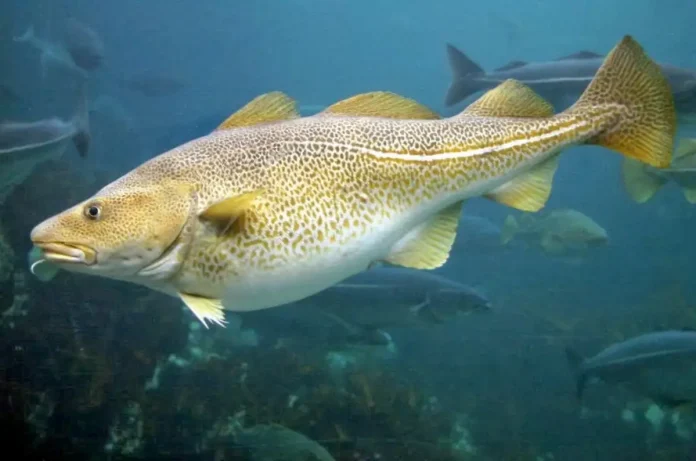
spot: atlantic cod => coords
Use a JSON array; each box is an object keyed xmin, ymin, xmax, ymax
[
  {"xmin": 444, "ymin": 43, "xmax": 696, "ymax": 120},
  {"xmin": 566, "ymin": 329, "xmax": 696, "ymax": 408},
  {"xmin": 30, "ymin": 36, "xmax": 675, "ymax": 327},
  {"xmin": 315, "ymin": 267, "xmax": 491, "ymax": 342},
  {"xmin": 0, "ymin": 87, "xmax": 89, "ymax": 205}
]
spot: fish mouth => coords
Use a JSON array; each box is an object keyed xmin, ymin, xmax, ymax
[{"xmin": 34, "ymin": 242, "xmax": 96, "ymax": 265}]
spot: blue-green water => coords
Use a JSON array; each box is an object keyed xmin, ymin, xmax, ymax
[{"xmin": 2, "ymin": 1, "xmax": 696, "ymax": 460}]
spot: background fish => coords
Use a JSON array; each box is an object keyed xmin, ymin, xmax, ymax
[
  {"xmin": 454, "ymin": 214, "xmax": 502, "ymax": 252},
  {"xmin": 0, "ymin": 86, "xmax": 90, "ymax": 205},
  {"xmin": 60, "ymin": 18, "xmax": 105, "ymax": 71},
  {"xmin": 622, "ymin": 138, "xmax": 696, "ymax": 204},
  {"xmin": 501, "ymin": 209, "xmax": 608, "ymax": 255},
  {"xmin": 13, "ymin": 25, "xmax": 87, "ymax": 79},
  {"xmin": 444, "ymin": 43, "xmax": 696, "ymax": 120},
  {"xmin": 565, "ymin": 329, "xmax": 696, "ymax": 408},
  {"xmin": 314, "ymin": 267, "xmax": 492, "ymax": 342}
]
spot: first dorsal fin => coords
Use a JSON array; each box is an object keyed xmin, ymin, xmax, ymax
[
  {"xmin": 384, "ymin": 201, "xmax": 463, "ymax": 269},
  {"xmin": 494, "ymin": 60, "xmax": 528, "ymax": 72},
  {"xmin": 459, "ymin": 79, "xmax": 555, "ymax": 118},
  {"xmin": 555, "ymin": 51, "xmax": 603, "ymax": 61},
  {"xmin": 216, "ymin": 92, "xmax": 299, "ymax": 131},
  {"xmin": 320, "ymin": 92, "xmax": 440, "ymax": 120}
]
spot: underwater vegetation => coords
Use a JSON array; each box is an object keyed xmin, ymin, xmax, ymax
[{"xmin": 3, "ymin": 150, "xmax": 696, "ymax": 460}]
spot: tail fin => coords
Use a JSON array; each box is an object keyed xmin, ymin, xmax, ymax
[
  {"xmin": 564, "ymin": 347, "xmax": 588, "ymax": 401},
  {"xmin": 71, "ymin": 84, "xmax": 90, "ymax": 157},
  {"xmin": 13, "ymin": 26, "xmax": 35, "ymax": 43},
  {"xmin": 621, "ymin": 158, "xmax": 667, "ymax": 203},
  {"xmin": 445, "ymin": 43, "xmax": 485, "ymax": 107},
  {"xmin": 500, "ymin": 215, "xmax": 519, "ymax": 245},
  {"xmin": 567, "ymin": 35, "xmax": 676, "ymax": 168},
  {"xmin": 675, "ymin": 138, "xmax": 696, "ymax": 163}
]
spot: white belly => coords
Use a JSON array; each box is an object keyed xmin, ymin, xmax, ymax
[
  {"xmin": 221, "ymin": 217, "xmax": 409, "ymax": 312},
  {"xmin": 220, "ymin": 164, "xmax": 537, "ymax": 312}
]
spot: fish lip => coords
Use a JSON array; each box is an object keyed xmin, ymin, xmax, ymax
[{"xmin": 34, "ymin": 242, "xmax": 96, "ymax": 265}]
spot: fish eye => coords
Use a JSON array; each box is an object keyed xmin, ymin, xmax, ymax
[{"xmin": 84, "ymin": 204, "xmax": 101, "ymax": 220}]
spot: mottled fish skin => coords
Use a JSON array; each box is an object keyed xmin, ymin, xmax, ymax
[
  {"xmin": 30, "ymin": 36, "xmax": 676, "ymax": 322},
  {"xmin": 101, "ymin": 110, "xmax": 608, "ymax": 304}
]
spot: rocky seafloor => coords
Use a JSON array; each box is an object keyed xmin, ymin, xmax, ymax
[{"xmin": 2, "ymin": 159, "xmax": 696, "ymax": 461}]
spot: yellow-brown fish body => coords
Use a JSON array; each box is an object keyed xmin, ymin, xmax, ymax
[
  {"xmin": 160, "ymin": 113, "xmax": 601, "ymax": 307},
  {"xmin": 30, "ymin": 36, "xmax": 676, "ymax": 327}
]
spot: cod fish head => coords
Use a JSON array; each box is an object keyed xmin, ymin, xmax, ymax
[
  {"xmin": 30, "ymin": 180, "xmax": 194, "ymax": 279},
  {"xmin": 571, "ymin": 220, "xmax": 609, "ymax": 247},
  {"xmin": 457, "ymin": 288, "xmax": 493, "ymax": 314}
]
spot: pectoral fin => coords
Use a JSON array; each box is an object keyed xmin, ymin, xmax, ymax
[
  {"xmin": 200, "ymin": 190, "xmax": 263, "ymax": 236},
  {"xmin": 540, "ymin": 233, "xmax": 566, "ymax": 255},
  {"xmin": 179, "ymin": 292, "xmax": 227, "ymax": 328}
]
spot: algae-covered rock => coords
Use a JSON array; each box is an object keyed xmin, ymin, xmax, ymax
[
  {"xmin": 0, "ymin": 224, "xmax": 12, "ymax": 282},
  {"xmin": 0, "ymin": 224, "xmax": 14, "ymax": 312}
]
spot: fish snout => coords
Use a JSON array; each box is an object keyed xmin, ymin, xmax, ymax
[
  {"xmin": 31, "ymin": 219, "xmax": 96, "ymax": 266},
  {"xmin": 458, "ymin": 294, "xmax": 493, "ymax": 314},
  {"xmin": 589, "ymin": 230, "xmax": 609, "ymax": 246}
]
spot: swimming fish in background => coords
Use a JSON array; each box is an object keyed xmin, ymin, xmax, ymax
[
  {"xmin": 314, "ymin": 267, "xmax": 491, "ymax": 344},
  {"xmin": 565, "ymin": 329, "xmax": 696, "ymax": 408},
  {"xmin": 13, "ymin": 26, "xmax": 87, "ymax": 79},
  {"xmin": 0, "ymin": 86, "xmax": 90, "ymax": 205},
  {"xmin": 0, "ymin": 87, "xmax": 90, "ymax": 157},
  {"xmin": 30, "ymin": 36, "xmax": 675, "ymax": 327},
  {"xmin": 60, "ymin": 18, "xmax": 105, "ymax": 72},
  {"xmin": 444, "ymin": 43, "xmax": 696, "ymax": 122},
  {"xmin": 621, "ymin": 138, "xmax": 696, "ymax": 204},
  {"xmin": 500, "ymin": 209, "xmax": 608, "ymax": 255}
]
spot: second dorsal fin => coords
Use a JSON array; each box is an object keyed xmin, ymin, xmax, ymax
[
  {"xmin": 320, "ymin": 92, "xmax": 440, "ymax": 120},
  {"xmin": 215, "ymin": 92, "xmax": 299, "ymax": 131}
]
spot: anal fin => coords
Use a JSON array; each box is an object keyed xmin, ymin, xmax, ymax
[
  {"xmin": 385, "ymin": 201, "xmax": 462, "ymax": 269},
  {"xmin": 179, "ymin": 292, "xmax": 227, "ymax": 328},
  {"xmin": 485, "ymin": 155, "xmax": 560, "ymax": 211}
]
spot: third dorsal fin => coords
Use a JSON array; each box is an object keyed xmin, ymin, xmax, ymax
[{"xmin": 458, "ymin": 79, "xmax": 554, "ymax": 118}]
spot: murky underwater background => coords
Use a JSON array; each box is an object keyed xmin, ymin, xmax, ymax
[{"xmin": 2, "ymin": 0, "xmax": 696, "ymax": 460}]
